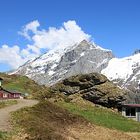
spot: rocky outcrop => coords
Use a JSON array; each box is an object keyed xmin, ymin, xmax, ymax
[{"xmin": 50, "ymin": 73, "xmax": 126, "ymax": 108}]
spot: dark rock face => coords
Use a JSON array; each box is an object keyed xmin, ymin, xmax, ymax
[{"xmin": 51, "ymin": 73, "xmax": 126, "ymax": 108}]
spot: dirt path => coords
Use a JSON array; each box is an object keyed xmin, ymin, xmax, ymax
[{"xmin": 0, "ymin": 99, "xmax": 38, "ymax": 131}]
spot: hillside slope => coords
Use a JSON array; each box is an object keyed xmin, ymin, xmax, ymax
[
  {"xmin": 1, "ymin": 73, "xmax": 139, "ymax": 140},
  {"xmin": 10, "ymin": 101, "xmax": 137, "ymax": 140},
  {"xmin": 0, "ymin": 73, "xmax": 45, "ymax": 97}
]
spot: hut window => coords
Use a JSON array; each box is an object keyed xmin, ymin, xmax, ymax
[
  {"xmin": 126, "ymin": 107, "xmax": 136, "ymax": 116},
  {"xmin": 3, "ymin": 94, "xmax": 7, "ymax": 98}
]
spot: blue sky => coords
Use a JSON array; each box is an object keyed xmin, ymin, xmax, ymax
[{"xmin": 0, "ymin": 0, "xmax": 140, "ymax": 72}]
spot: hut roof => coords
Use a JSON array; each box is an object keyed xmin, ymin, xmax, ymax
[
  {"xmin": 0, "ymin": 88, "xmax": 21, "ymax": 95},
  {"xmin": 123, "ymin": 104, "xmax": 140, "ymax": 107}
]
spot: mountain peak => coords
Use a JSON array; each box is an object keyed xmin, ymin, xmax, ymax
[
  {"xmin": 79, "ymin": 39, "xmax": 90, "ymax": 45},
  {"xmin": 11, "ymin": 40, "xmax": 114, "ymax": 85}
]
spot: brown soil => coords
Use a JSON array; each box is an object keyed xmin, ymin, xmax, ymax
[
  {"xmin": 67, "ymin": 124, "xmax": 136, "ymax": 140},
  {"xmin": 12, "ymin": 121, "xmax": 137, "ymax": 140}
]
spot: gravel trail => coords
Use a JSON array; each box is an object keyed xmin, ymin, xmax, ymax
[{"xmin": 0, "ymin": 99, "xmax": 38, "ymax": 131}]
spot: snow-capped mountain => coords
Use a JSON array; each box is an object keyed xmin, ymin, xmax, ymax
[
  {"xmin": 102, "ymin": 52, "xmax": 140, "ymax": 92},
  {"xmin": 12, "ymin": 40, "xmax": 114, "ymax": 85},
  {"xmin": 11, "ymin": 37, "xmax": 140, "ymax": 93}
]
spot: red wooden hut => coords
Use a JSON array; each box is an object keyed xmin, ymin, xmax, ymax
[
  {"xmin": 0, "ymin": 77, "xmax": 22, "ymax": 99},
  {"xmin": 0, "ymin": 88, "xmax": 21, "ymax": 99}
]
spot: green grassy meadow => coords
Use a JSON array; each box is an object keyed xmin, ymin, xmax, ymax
[{"xmin": 58, "ymin": 101, "xmax": 140, "ymax": 132}]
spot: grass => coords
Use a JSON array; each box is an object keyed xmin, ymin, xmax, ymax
[
  {"xmin": 0, "ymin": 131, "xmax": 8, "ymax": 140},
  {"xmin": 2, "ymin": 75, "xmax": 38, "ymax": 94},
  {"xmin": 10, "ymin": 101, "xmax": 88, "ymax": 140},
  {"xmin": 0, "ymin": 73, "xmax": 47, "ymax": 98},
  {"xmin": 8, "ymin": 100, "xmax": 140, "ymax": 140},
  {"xmin": 3, "ymin": 76, "xmax": 29, "ymax": 93},
  {"xmin": 0, "ymin": 100, "xmax": 17, "ymax": 109},
  {"xmin": 58, "ymin": 101, "xmax": 140, "ymax": 132}
]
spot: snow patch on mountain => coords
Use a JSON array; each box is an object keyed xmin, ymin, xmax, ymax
[
  {"xmin": 48, "ymin": 70, "xmax": 55, "ymax": 76},
  {"xmin": 80, "ymin": 52, "xmax": 85, "ymax": 56},
  {"xmin": 102, "ymin": 53, "xmax": 140, "ymax": 82}
]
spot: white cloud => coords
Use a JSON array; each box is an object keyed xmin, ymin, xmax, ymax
[
  {"xmin": 19, "ymin": 20, "xmax": 40, "ymax": 40},
  {"xmin": 21, "ymin": 20, "xmax": 90, "ymax": 50},
  {"xmin": 0, "ymin": 20, "xmax": 91, "ymax": 70},
  {"xmin": 0, "ymin": 45, "xmax": 26, "ymax": 69}
]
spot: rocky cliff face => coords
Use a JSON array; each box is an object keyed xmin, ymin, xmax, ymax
[
  {"xmin": 50, "ymin": 73, "xmax": 126, "ymax": 108},
  {"xmin": 12, "ymin": 40, "xmax": 114, "ymax": 85}
]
